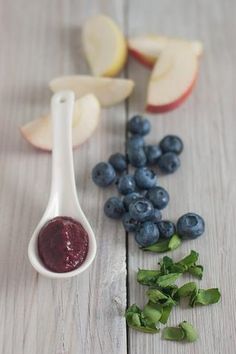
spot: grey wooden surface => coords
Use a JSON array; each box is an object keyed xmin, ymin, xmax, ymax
[{"xmin": 0, "ymin": 0, "xmax": 235, "ymax": 353}]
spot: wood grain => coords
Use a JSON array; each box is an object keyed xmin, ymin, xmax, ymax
[
  {"xmin": 127, "ymin": 1, "xmax": 236, "ymax": 354},
  {"xmin": 0, "ymin": 1, "xmax": 127, "ymax": 354},
  {"xmin": 0, "ymin": 0, "xmax": 236, "ymax": 353}
]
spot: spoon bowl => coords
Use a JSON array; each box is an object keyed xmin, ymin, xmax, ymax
[{"xmin": 28, "ymin": 90, "xmax": 97, "ymax": 278}]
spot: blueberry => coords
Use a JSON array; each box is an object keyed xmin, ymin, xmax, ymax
[
  {"xmin": 92, "ymin": 162, "xmax": 116, "ymax": 187},
  {"xmin": 177, "ymin": 213, "xmax": 205, "ymax": 239},
  {"xmin": 135, "ymin": 221, "xmax": 159, "ymax": 247},
  {"xmin": 117, "ymin": 175, "xmax": 136, "ymax": 195},
  {"xmin": 146, "ymin": 186, "xmax": 169, "ymax": 210},
  {"xmin": 127, "ymin": 135, "xmax": 145, "ymax": 149},
  {"xmin": 122, "ymin": 213, "xmax": 140, "ymax": 232},
  {"xmin": 157, "ymin": 220, "xmax": 176, "ymax": 239},
  {"xmin": 104, "ymin": 197, "xmax": 125, "ymax": 219},
  {"xmin": 128, "ymin": 147, "xmax": 147, "ymax": 167},
  {"xmin": 144, "ymin": 145, "xmax": 162, "ymax": 165},
  {"xmin": 127, "ymin": 115, "xmax": 151, "ymax": 136},
  {"xmin": 147, "ymin": 209, "xmax": 162, "ymax": 223},
  {"xmin": 134, "ymin": 167, "xmax": 157, "ymax": 190},
  {"xmin": 129, "ymin": 199, "xmax": 154, "ymax": 222},
  {"xmin": 160, "ymin": 135, "xmax": 183, "ymax": 155},
  {"xmin": 123, "ymin": 192, "xmax": 142, "ymax": 210},
  {"xmin": 157, "ymin": 152, "xmax": 180, "ymax": 174},
  {"xmin": 108, "ymin": 153, "xmax": 127, "ymax": 172}
]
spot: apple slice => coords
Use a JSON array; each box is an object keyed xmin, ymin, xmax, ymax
[
  {"xmin": 128, "ymin": 35, "xmax": 169, "ymax": 68},
  {"xmin": 82, "ymin": 15, "xmax": 127, "ymax": 77},
  {"xmin": 128, "ymin": 35, "xmax": 203, "ymax": 68},
  {"xmin": 146, "ymin": 41, "xmax": 198, "ymax": 113},
  {"xmin": 49, "ymin": 75, "xmax": 134, "ymax": 107},
  {"xmin": 21, "ymin": 94, "xmax": 101, "ymax": 151}
]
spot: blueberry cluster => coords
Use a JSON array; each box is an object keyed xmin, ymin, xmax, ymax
[{"xmin": 92, "ymin": 115, "xmax": 205, "ymax": 248}]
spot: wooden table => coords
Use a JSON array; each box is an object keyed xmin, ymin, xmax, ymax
[{"xmin": 0, "ymin": 0, "xmax": 235, "ymax": 353}]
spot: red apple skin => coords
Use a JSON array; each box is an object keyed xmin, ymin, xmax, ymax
[
  {"xmin": 146, "ymin": 74, "xmax": 198, "ymax": 114},
  {"xmin": 128, "ymin": 48, "xmax": 154, "ymax": 69}
]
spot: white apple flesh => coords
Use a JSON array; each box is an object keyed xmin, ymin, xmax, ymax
[
  {"xmin": 49, "ymin": 75, "xmax": 134, "ymax": 107},
  {"xmin": 146, "ymin": 41, "xmax": 198, "ymax": 113},
  {"xmin": 128, "ymin": 35, "xmax": 203, "ymax": 68},
  {"xmin": 21, "ymin": 94, "xmax": 101, "ymax": 151}
]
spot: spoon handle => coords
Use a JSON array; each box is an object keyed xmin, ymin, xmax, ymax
[{"xmin": 49, "ymin": 91, "xmax": 77, "ymax": 213}]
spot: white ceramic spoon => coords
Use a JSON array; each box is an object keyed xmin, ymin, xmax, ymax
[{"xmin": 28, "ymin": 90, "xmax": 97, "ymax": 278}]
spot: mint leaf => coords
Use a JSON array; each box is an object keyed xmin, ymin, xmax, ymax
[
  {"xmin": 159, "ymin": 256, "xmax": 174, "ymax": 274},
  {"xmin": 176, "ymin": 250, "xmax": 199, "ymax": 270},
  {"xmin": 179, "ymin": 321, "xmax": 198, "ymax": 342},
  {"xmin": 168, "ymin": 234, "xmax": 182, "ymax": 250},
  {"xmin": 143, "ymin": 239, "xmax": 170, "ymax": 253},
  {"xmin": 147, "ymin": 289, "xmax": 176, "ymax": 308},
  {"xmin": 137, "ymin": 269, "xmax": 160, "ymax": 286},
  {"xmin": 159, "ymin": 304, "xmax": 174, "ymax": 324},
  {"xmin": 143, "ymin": 302, "xmax": 163, "ymax": 323},
  {"xmin": 158, "ymin": 250, "xmax": 203, "ymax": 277},
  {"xmin": 157, "ymin": 273, "xmax": 181, "ymax": 287},
  {"xmin": 188, "ymin": 265, "xmax": 204, "ymax": 279},
  {"xmin": 146, "ymin": 289, "xmax": 168, "ymax": 302},
  {"xmin": 190, "ymin": 288, "xmax": 221, "ymax": 307},
  {"xmin": 142, "ymin": 235, "xmax": 181, "ymax": 253},
  {"xmin": 176, "ymin": 282, "xmax": 197, "ymax": 298},
  {"xmin": 162, "ymin": 326, "xmax": 185, "ymax": 341},
  {"xmin": 126, "ymin": 304, "xmax": 159, "ymax": 333}
]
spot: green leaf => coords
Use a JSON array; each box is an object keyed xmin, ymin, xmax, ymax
[
  {"xmin": 143, "ymin": 239, "xmax": 170, "ymax": 253},
  {"xmin": 146, "ymin": 289, "xmax": 168, "ymax": 303},
  {"xmin": 142, "ymin": 234, "xmax": 181, "ymax": 253},
  {"xmin": 176, "ymin": 250, "xmax": 199, "ymax": 270},
  {"xmin": 168, "ymin": 234, "xmax": 182, "ymax": 250},
  {"xmin": 162, "ymin": 327, "xmax": 185, "ymax": 341},
  {"xmin": 125, "ymin": 304, "xmax": 160, "ymax": 333},
  {"xmin": 159, "ymin": 304, "xmax": 173, "ymax": 324},
  {"xmin": 157, "ymin": 273, "xmax": 181, "ymax": 288},
  {"xmin": 126, "ymin": 304, "xmax": 142, "ymax": 316},
  {"xmin": 143, "ymin": 302, "xmax": 163, "ymax": 323},
  {"xmin": 191, "ymin": 288, "xmax": 221, "ymax": 306},
  {"xmin": 180, "ymin": 321, "xmax": 198, "ymax": 342},
  {"xmin": 176, "ymin": 282, "xmax": 197, "ymax": 298},
  {"xmin": 159, "ymin": 256, "xmax": 174, "ymax": 274},
  {"xmin": 137, "ymin": 269, "xmax": 160, "ymax": 286},
  {"xmin": 131, "ymin": 313, "xmax": 141, "ymax": 327},
  {"xmin": 188, "ymin": 265, "xmax": 204, "ymax": 279}
]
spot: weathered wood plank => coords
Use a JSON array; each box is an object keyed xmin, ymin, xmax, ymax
[
  {"xmin": 127, "ymin": 0, "xmax": 236, "ymax": 353},
  {"xmin": 0, "ymin": 1, "xmax": 127, "ymax": 353}
]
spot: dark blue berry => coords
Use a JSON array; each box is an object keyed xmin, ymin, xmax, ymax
[
  {"xmin": 134, "ymin": 167, "xmax": 157, "ymax": 190},
  {"xmin": 104, "ymin": 197, "xmax": 125, "ymax": 219},
  {"xmin": 127, "ymin": 147, "xmax": 147, "ymax": 167},
  {"xmin": 157, "ymin": 152, "xmax": 180, "ymax": 174},
  {"xmin": 127, "ymin": 135, "xmax": 145, "ymax": 149},
  {"xmin": 129, "ymin": 199, "xmax": 154, "ymax": 222},
  {"xmin": 147, "ymin": 209, "xmax": 162, "ymax": 223},
  {"xmin": 108, "ymin": 153, "xmax": 127, "ymax": 172},
  {"xmin": 177, "ymin": 213, "xmax": 205, "ymax": 239},
  {"xmin": 160, "ymin": 135, "xmax": 183, "ymax": 155},
  {"xmin": 146, "ymin": 186, "xmax": 169, "ymax": 210},
  {"xmin": 122, "ymin": 213, "xmax": 140, "ymax": 232},
  {"xmin": 123, "ymin": 192, "xmax": 142, "ymax": 211},
  {"xmin": 144, "ymin": 145, "xmax": 162, "ymax": 165},
  {"xmin": 127, "ymin": 115, "xmax": 151, "ymax": 136},
  {"xmin": 157, "ymin": 220, "xmax": 176, "ymax": 239},
  {"xmin": 117, "ymin": 175, "xmax": 136, "ymax": 195},
  {"xmin": 92, "ymin": 162, "xmax": 116, "ymax": 187},
  {"xmin": 135, "ymin": 221, "xmax": 159, "ymax": 247}
]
